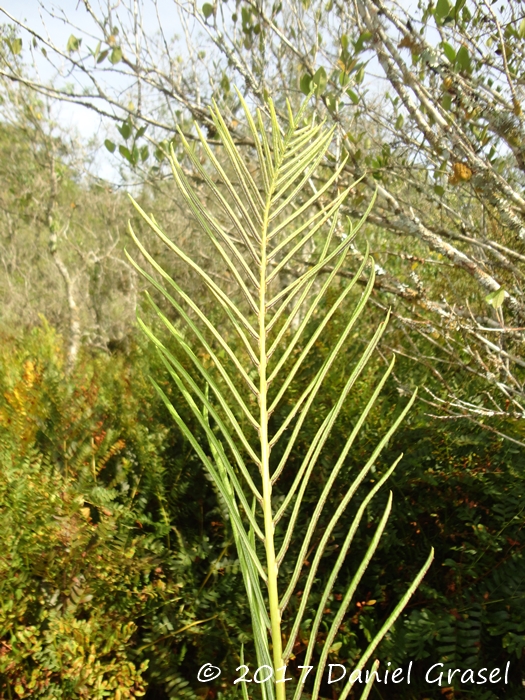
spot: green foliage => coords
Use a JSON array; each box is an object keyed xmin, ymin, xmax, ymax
[
  {"xmin": 249, "ymin": 330, "xmax": 525, "ymax": 696},
  {"xmin": 202, "ymin": 4, "xmax": 214, "ymax": 19},
  {"xmin": 0, "ymin": 448, "xmax": 150, "ymax": 698},
  {"xmin": 350, "ymin": 389, "xmax": 525, "ymax": 696},
  {"xmin": 129, "ymin": 94, "xmax": 433, "ymax": 700},
  {"xmin": 485, "ymin": 287, "xmax": 506, "ymax": 309},
  {"xmin": 0, "ymin": 313, "xmax": 523, "ymax": 697},
  {"xmin": 394, "ymin": 425, "xmax": 524, "ymax": 639},
  {"xmin": 109, "ymin": 47, "xmax": 123, "ymax": 65},
  {"xmin": 66, "ymin": 35, "xmax": 81, "ymax": 53},
  {"xmin": 0, "ymin": 324, "xmax": 251, "ymax": 698}
]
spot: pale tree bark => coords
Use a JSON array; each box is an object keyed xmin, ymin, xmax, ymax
[{"xmin": 45, "ymin": 152, "xmax": 81, "ymax": 372}]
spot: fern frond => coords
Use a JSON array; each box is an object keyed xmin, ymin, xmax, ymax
[{"xmin": 129, "ymin": 90, "xmax": 433, "ymax": 700}]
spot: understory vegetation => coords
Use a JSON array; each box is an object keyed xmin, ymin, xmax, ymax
[{"xmin": 0, "ymin": 324, "xmax": 524, "ymax": 698}]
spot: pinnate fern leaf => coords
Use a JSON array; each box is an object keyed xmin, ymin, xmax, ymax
[{"xmin": 127, "ymin": 92, "xmax": 433, "ymax": 700}]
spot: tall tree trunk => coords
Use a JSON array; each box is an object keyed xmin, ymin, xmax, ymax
[{"xmin": 46, "ymin": 154, "xmax": 81, "ymax": 371}]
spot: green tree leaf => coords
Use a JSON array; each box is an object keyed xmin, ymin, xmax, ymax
[
  {"xmin": 485, "ymin": 287, "xmax": 506, "ymax": 309},
  {"xmin": 109, "ymin": 47, "xmax": 123, "ymax": 64},
  {"xmin": 299, "ymin": 73, "xmax": 312, "ymax": 95},
  {"xmin": 435, "ymin": 0, "xmax": 451, "ymax": 21},
  {"xmin": 67, "ymin": 35, "xmax": 81, "ymax": 52},
  {"xmin": 202, "ymin": 3, "xmax": 214, "ymax": 18},
  {"xmin": 441, "ymin": 41, "xmax": 456, "ymax": 62},
  {"xmin": 354, "ymin": 31, "xmax": 372, "ymax": 54},
  {"xmin": 312, "ymin": 66, "xmax": 327, "ymax": 95},
  {"xmin": 104, "ymin": 139, "xmax": 116, "ymax": 153},
  {"xmin": 119, "ymin": 144, "xmax": 132, "ymax": 162},
  {"xmin": 10, "ymin": 38, "xmax": 22, "ymax": 56},
  {"xmin": 220, "ymin": 73, "xmax": 230, "ymax": 94},
  {"xmin": 347, "ymin": 88, "xmax": 359, "ymax": 105},
  {"xmin": 118, "ymin": 122, "xmax": 132, "ymax": 140},
  {"xmin": 355, "ymin": 64, "xmax": 365, "ymax": 84},
  {"xmin": 456, "ymin": 44, "xmax": 471, "ymax": 72},
  {"xmin": 90, "ymin": 41, "xmax": 101, "ymax": 59}
]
